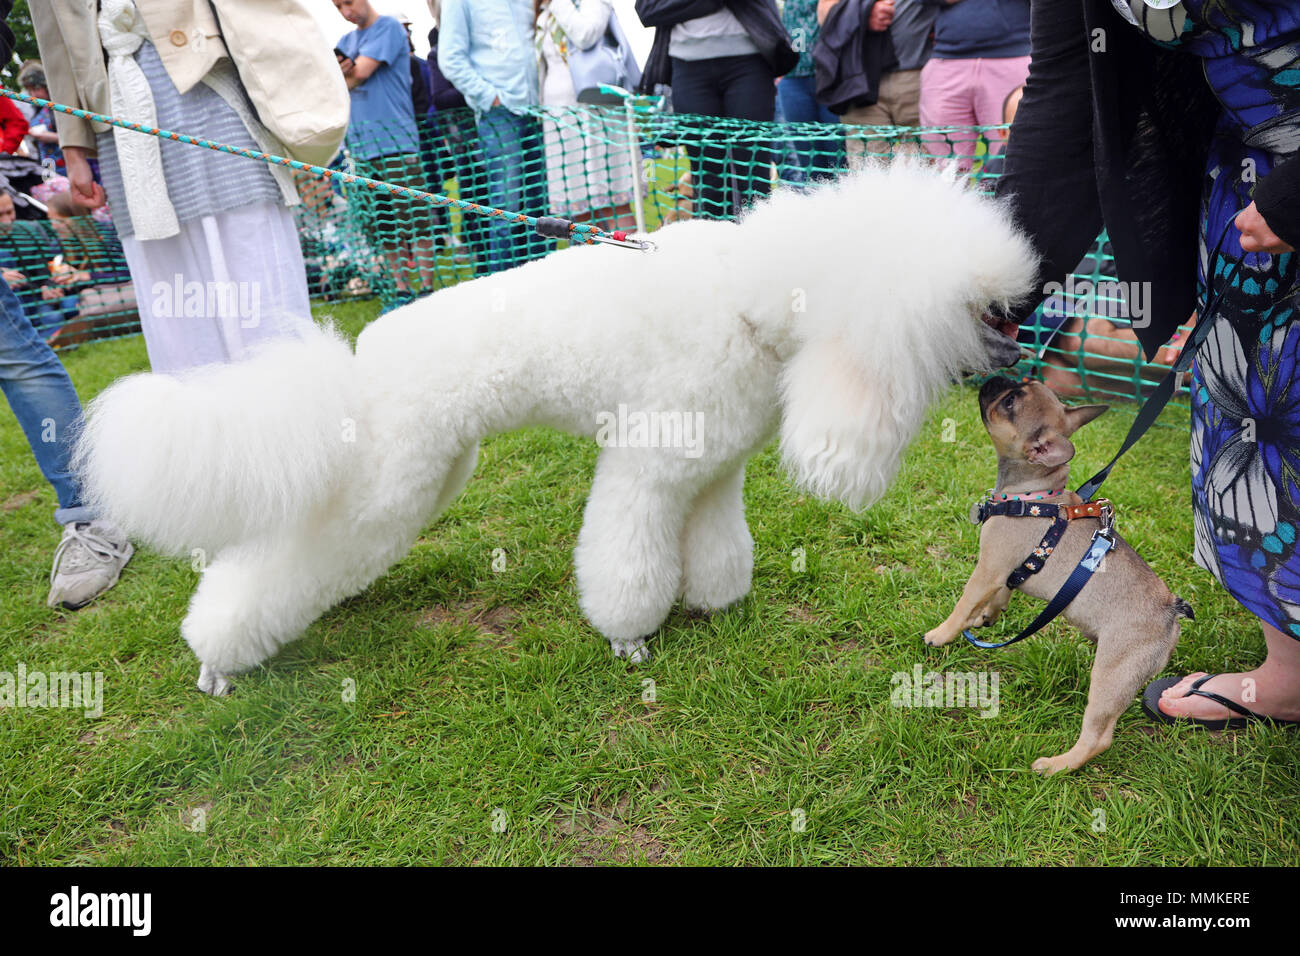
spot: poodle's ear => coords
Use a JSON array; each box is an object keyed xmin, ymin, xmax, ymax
[
  {"xmin": 778, "ymin": 337, "xmax": 913, "ymax": 512},
  {"xmin": 1065, "ymin": 404, "xmax": 1108, "ymax": 434}
]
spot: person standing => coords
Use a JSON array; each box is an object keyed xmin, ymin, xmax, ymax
[
  {"xmin": 636, "ymin": 0, "xmax": 797, "ymax": 219},
  {"xmin": 0, "ymin": 0, "xmax": 131, "ymax": 609},
  {"xmin": 819, "ymin": 0, "xmax": 937, "ymax": 166},
  {"xmin": 439, "ymin": 0, "xmax": 551, "ymax": 273},
  {"xmin": 997, "ymin": 0, "xmax": 1300, "ymax": 727},
  {"xmin": 421, "ymin": 14, "xmax": 491, "ymax": 275},
  {"xmin": 778, "ymin": 0, "xmax": 842, "ymax": 182},
  {"xmin": 335, "ymin": 0, "xmax": 443, "ymax": 298},
  {"xmin": 32, "ymin": 0, "xmax": 347, "ymax": 374},
  {"xmin": 917, "ymin": 0, "xmax": 1030, "ymax": 169},
  {"xmin": 17, "ymin": 63, "xmax": 64, "ymax": 174},
  {"xmin": 535, "ymin": 0, "xmax": 641, "ymax": 230}
]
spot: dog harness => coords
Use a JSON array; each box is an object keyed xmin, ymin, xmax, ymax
[{"xmin": 962, "ymin": 496, "xmax": 1116, "ymax": 649}]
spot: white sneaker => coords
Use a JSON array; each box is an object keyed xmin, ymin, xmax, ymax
[{"xmin": 47, "ymin": 520, "xmax": 134, "ymax": 610}]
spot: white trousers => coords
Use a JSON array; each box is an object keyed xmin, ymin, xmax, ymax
[{"xmin": 120, "ymin": 201, "xmax": 314, "ymax": 374}]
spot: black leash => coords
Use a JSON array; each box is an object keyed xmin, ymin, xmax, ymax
[
  {"xmin": 1077, "ymin": 225, "xmax": 1242, "ymax": 501},
  {"xmin": 963, "ymin": 223, "xmax": 1244, "ymax": 649}
]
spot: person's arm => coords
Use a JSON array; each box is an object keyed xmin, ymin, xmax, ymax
[
  {"xmin": 634, "ymin": 0, "xmax": 722, "ymax": 29},
  {"xmin": 437, "ymin": 0, "xmax": 501, "ymax": 112},
  {"xmin": 994, "ymin": 0, "xmax": 1101, "ymax": 328},
  {"xmin": 345, "ymin": 18, "xmax": 407, "ymax": 91},
  {"xmin": 345, "ymin": 56, "xmax": 383, "ymax": 89},
  {"xmin": 29, "ymin": 1, "xmax": 97, "ymax": 154},
  {"xmin": 0, "ymin": 97, "xmax": 28, "ymax": 153},
  {"xmin": 548, "ymin": 0, "xmax": 613, "ymax": 50},
  {"xmin": 1248, "ymin": 155, "xmax": 1300, "ymax": 251}
]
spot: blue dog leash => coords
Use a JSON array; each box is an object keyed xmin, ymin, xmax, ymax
[{"xmin": 962, "ymin": 225, "xmax": 1245, "ymax": 650}]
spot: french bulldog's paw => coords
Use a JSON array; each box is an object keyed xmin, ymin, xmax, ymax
[
  {"xmin": 197, "ymin": 664, "xmax": 232, "ymax": 697},
  {"xmin": 610, "ymin": 636, "xmax": 650, "ymax": 664},
  {"xmin": 923, "ymin": 628, "xmax": 954, "ymax": 647},
  {"xmin": 1031, "ymin": 754, "xmax": 1075, "ymax": 776}
]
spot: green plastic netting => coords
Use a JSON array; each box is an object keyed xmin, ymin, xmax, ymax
[{"xmin": 6, "ymin": 102, "xmax": 1189, "ymax": 407}]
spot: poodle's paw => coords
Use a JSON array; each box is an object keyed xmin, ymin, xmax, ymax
[
  {"xmin": 1031, "ymin": 754, "xmax": 1076, "ymax": 776},
  {"xmin": 197, "ymin": 664, "xmax": 232, "ymax": 697},
  {"xmin": 609, "ymin": 636, "xmax": 650, "ymax": 664}
]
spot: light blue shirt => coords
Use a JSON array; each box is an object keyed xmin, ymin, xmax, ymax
[
  {"xmin": 437, "ymin": 0, "xmax": 539, "ymax": 116},
  {"xmin": 339, "ymin": 15, "xmax": 419, "ymax": 160}
]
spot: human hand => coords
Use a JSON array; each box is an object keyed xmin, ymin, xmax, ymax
[
  {"xmin": 868, "ymin": 0, "xmax": 895, "ymax": 31},
  {"xmin": 1236, "ymin": 201, "xmax": 1294, "ymax": 253},
  {"xmin": 2, "ymin": 268, "xmax": 26, "ymax": 286},
  {"xmin": 41, "ymin": 285, "xmax": 62, "ymax": 300},
  {"xmin": 337, "ymin": 54, "xmax": 355, "ymax": 76},
  {"xmin": 62, "ymin": 147, "xmax": 106, "ymax": 210}
]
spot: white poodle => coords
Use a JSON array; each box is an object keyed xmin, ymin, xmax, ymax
[{"xmin": 75, "ymin": 163, "xmax": 1036, "ymax": 694}]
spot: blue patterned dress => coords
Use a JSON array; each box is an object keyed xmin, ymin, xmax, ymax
[{"xmin": 1115, "ymin": 0, "xmax": 1300, "ymax": 637}]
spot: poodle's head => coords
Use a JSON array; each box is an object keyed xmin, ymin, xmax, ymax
[{"xmin": 761, "ymin": 161, "xmax": 1040, "ymax": 511}]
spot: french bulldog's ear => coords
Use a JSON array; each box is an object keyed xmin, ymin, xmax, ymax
[
  {"xmin": 1065, "ymin": 404, "xmax": 1108, "ymax": 434},
  {"xmin": 1025, "ymin": 432, "xmax": 1075, "ymax": 466}
]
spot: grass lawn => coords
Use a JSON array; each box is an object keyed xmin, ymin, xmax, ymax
[{"xmin": 1, "ymin": 299, "xmax": 1297, "ymax": 866}]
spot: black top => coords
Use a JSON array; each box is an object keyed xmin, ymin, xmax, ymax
[
  {"xmin": 994, "ymin": 0, "xmax": 1241, "ymax": 359},
  {"xmin": 635, "ymin": 0, "xmax": 798, "ymax": 92}
]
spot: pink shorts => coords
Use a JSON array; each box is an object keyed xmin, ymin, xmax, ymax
[{"xmin": 919, "ymin": 55, "xmax": 1031, "ymax": 168}]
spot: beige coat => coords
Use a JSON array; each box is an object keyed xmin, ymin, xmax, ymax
[{"xmin": 32, "ymin": 0, "xmax": 348, "ymax": 166}]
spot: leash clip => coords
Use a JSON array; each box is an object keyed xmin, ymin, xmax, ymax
[
  {"xmin": 591, "ymin": 232, "xmax": 657, "ymax": 252},
  {"xmin": 1094, "ymin": 498, "xmax": 1116, "ymax": 540}
]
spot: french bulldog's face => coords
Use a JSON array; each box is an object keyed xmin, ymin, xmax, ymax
[{"xmin": 978, "ymin": 376, "xmax": 1107, "ymax": 468}]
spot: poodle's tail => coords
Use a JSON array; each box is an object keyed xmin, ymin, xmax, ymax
[{"xmin": 73, "ymin": 326, "xmax": 361, "ymax": 556}]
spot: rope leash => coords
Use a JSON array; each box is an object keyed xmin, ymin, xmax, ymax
[{"xmin": 0, "ymin": 87, "xmax": 656, "ymax": 253}]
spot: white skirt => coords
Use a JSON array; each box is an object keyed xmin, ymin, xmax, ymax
[{"xmin": 119, "ymin": 201, "xmax": 314, "ymax": 374}]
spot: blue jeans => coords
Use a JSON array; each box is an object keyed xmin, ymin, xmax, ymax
[
  {"xmin": 0, "ymin": 277, "xmax": 91, "ymax": 525},
  {"xmin": 777, "ymin": 74, "xmax": 843, "ymax": 183},
  {"xmin": 476, "ymin": 107, "xmax": 550, "ymax": 274}
]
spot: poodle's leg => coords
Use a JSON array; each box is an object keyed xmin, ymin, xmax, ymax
[
  {"xmin": 574, "ymin": 452, "xmax": 691, "ymax": 662},
  {"xmin": 680, "ymin": 463, "xmax": 753, "ymax": 614},
  {"xmin": 187, "ymin": 442, "xmax": 475, "ymax": 695},
  {"xmin": 184, "ymin": 516, "xmax": 409, "ymax": 695},
  {"xmin": 430, "ymin": 443, "xmax": 479, "ymax": 518}
]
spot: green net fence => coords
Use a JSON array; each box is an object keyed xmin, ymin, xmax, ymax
[
  {"xmin": 0, "ymin": 213, "xmax": 136, "ymax": 348},
  {"xmin": 12, "ymin": 102, "xmax": 1190, "ymax": 407}
]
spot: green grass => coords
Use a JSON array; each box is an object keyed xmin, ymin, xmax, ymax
[{"xmin": 1, "ymin": 300, "xmax": 1297, "ymax": 866}]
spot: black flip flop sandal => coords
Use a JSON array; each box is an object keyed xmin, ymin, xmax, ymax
[{"xmin": 1142, "ymin": 674, "xmax": 1300, "ymax": 730}]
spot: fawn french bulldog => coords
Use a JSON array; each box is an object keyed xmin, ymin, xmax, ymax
[{"xmin": 924, "ymin": 376, "xmax": 1192, "ymax": 774}]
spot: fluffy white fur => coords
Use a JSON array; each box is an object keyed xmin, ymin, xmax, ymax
[{"xmin": 75, "ymin": 162, "xmax": 1037, "ymax": 694}]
